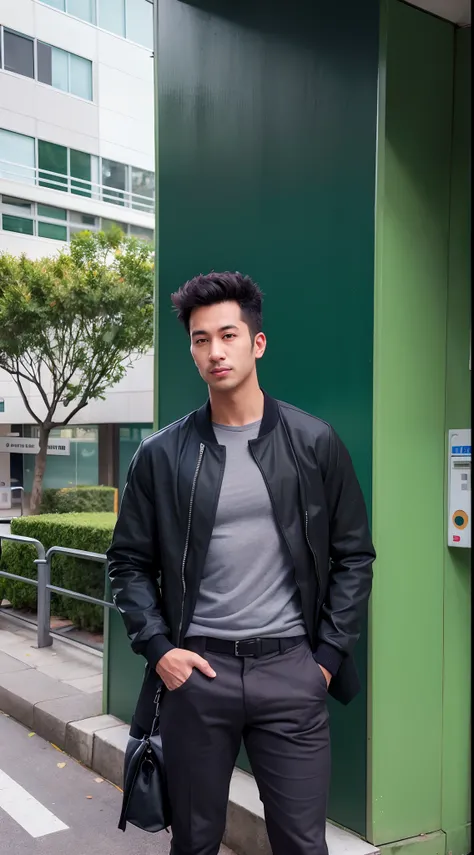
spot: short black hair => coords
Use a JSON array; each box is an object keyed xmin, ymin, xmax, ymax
[{"xmin": 171, "ymin": 271, "xmax": 263, "ymax": 338}]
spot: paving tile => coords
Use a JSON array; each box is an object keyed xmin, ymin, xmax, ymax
[
  {"xmin": 37, "ymin": 660, "xmax": 102, "ymax": 681},
  {"xmin": 0, "ymin": 650, "xmax": 32, "ymax": 674},
  {"xmin": 66, "ymin": 714, "xmax": 123, "ymax": 766},
  {"xmin": 64, "ymin": 674, "xmax": 103, "ymax": 693},
  {"xmin": 0, "ymin": 629, "xmax": 24, "ymax": 652},
  {"xmin": 0, "ymin": 668, "xmax": 80, "ymax": 728},
  {"xmin": 2, "ymin": 642, "xmax": 91, "ymax": 669},
  {"xmin": 34, "ymin": 692, "xmax": 103, "ymax": 749},
  {"xmin": 92, "ymin": 723, "xmax": 130, "ymax": 787}
]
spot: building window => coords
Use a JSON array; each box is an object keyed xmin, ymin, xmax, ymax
[
  {"xmin": 38, "ymin": 140, "xmax": 68, "ymax": 191},
  {"xmin": 1, "ymin": 198, "xmax": 34, "ymax": 235},
  {"xmin": 98, "ymin": 0, "xmax": 126, "ymax": 38},
  {"xmin": 67, "ymin": 0, "xmax": 96, "ymax": 24},
  {"xmin": 40, "ymin": 0, "xmax": 66, "ymax": 9},
  {"xmin": 37, "ymin": 203, "xmax": 68, "ymax": 241},
  {"xmin": 38, "ymin": 0, "xmax": 96, "ymax": 24},
  {"xmin": 38, "ymin": 203, "xmax": 67, "ymax": 221},
  {"xmin": 0, "ymin": 129, "xmax": 35, "ymax": 184},
  {"xmin": 37, "ymin": 41, "xmax": 52, "ymax": 85},
  {"xmin": 37, "ymin": 42, "xmax": 93, "ymax": 100},
  {"xmin": 126, "ymin": 0, "xmax": 153, "ymax": 49},
  {"xmin": 0, "ymin": 128, "xmax": 154, "ymax": 211},
  {"xmin": 2, "ymin": 196, "xmax": 33, "ymax": 216},
  {"xmin": 69, "ymin": 53, "xmax": 93, "ymax": 99},
  {"xmin": 2, "ymin": 214, "xmax": 34, "ymax": 235},
  {"xmin": 24, "ymin": 425, "xmax": 99, "ymax": 491},
  {"xmin": 3, "ymin": 29, "xmax": 35, "ymax": 79},
  {"xmin": 70, "ymin": 149, "xmax": 98, "ymax": 198},
  {"xmin": 69, "ymin": 211, "xmax": 99, "ymax": 237},
  {"xmin": 38, "ymin": 221, "xmax": 68, "ymax": 240},
  {"xmin": 102, "ymin": 159, "xmax": 127, "ymax": 205},
  {"xmin": 51, "ymin": 46, "xmax": 69, "ymax": 92},
  {"xmin": 1, "ymin": 194, "xmax": 154, "ymax": 244},
  {"xmin": 39, "ymin": 0, "xmax": 152, "ymax": 48},
  {"xmin": 130, "ymin": 224, "xmax": 153, "ymax": 243},
  {"xmin": 131, "ymin": 167, "xmax": 154, "ymax": 210},
  {"xmin": 0, "ymin": 26, "xmax": 93, "ymax": 101},
  {"xmin": 101, "ymin": 218, "xmax": 125, "ymax": 233},
  {"xmin": 70, "ymin": 211, "xmax": 98, "ymax": 226}
]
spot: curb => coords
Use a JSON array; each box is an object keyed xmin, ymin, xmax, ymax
[
  {"xmin": 0, "ymin": 665, "xmax": 379, "ymax": 855},
  {"xmin": 0, "ymin": 661, "xmax": 271, "ymax": 855}
]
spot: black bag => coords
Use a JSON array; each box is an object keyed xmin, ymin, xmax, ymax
[{"xmin": 118, "ymin": 690, "xmax": 171, "ymax": 833}]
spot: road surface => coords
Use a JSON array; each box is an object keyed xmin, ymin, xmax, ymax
[{"xmin": 0, "ymin": 710, "xmax": 234, "ymax": 855}]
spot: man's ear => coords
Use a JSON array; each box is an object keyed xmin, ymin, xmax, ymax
[{"xmin": 254, "ymin": 332, "xmax": 267, "ymax": 360}]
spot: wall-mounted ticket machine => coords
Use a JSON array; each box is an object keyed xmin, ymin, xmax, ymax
[{"xmin": 448, "ymin": 429, "xmax": 471, "ymax": 548}]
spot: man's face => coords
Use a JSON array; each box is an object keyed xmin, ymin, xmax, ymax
[{"xmin": 189, "ymin": 301, "xmax": 266, "ymax": 393}]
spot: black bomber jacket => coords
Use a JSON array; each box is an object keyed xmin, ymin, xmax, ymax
[{"xmin": 107, "ymin": 393, "xmax": 375, "ymax": 728}]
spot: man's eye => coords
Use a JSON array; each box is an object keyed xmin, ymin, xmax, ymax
[
  {"xmin": 223, "ymin": 334, "xmax": 235, "ymax": 340},
  {"xmin": 195, "ymin": 338, "xmax": 207, "ymax": 345}
]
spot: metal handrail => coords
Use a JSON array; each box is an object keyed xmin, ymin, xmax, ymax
[
  {"xmin": 0, "ymin": 533, "xmax": 115, "ymax": 648},
  {"xmin": 0, "ymin": 158, "xmax": 155, "ymax": 213}
]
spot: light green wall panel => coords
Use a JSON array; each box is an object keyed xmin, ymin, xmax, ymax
[
  {"xmin": 370, "ymin": 0, "xmax": 455, "ymax": 843},
  {"xmin": 380, "ymin": 831, "xmax": 446, "ymax": 855},
  {"xmin": 441, "ymin": 26, "xmax": 471, "ymax": 855}
]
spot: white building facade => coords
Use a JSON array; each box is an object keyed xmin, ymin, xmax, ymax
[{"xmin": 0, "ymin": 0, "xmax": 155, "ymax": 509}]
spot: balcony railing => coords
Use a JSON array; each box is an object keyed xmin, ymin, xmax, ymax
[{"xmin": 0, "ymin": 158, "xmax": 155, "ymax": 214}]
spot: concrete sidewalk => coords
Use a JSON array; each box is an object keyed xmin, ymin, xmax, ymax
[{"xmin": 0, "ymin": 612, "xmax": 379, "ymax": 855}]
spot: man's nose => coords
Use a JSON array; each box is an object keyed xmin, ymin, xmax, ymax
[{"xmin": 209, "ymin": 342, "xmax": 225, "ymax": 361}]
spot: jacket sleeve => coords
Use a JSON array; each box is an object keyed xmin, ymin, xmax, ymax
[
  {"xmin": 107, "ymin": 442, "xmax": 175, "ymax": 670},
  {"xmin": 314, "ymin": 426, "xmax": 376, "ymax": 677}
]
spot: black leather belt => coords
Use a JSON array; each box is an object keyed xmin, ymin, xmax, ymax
[{"xmin": 186, "ymin": 635, "xmax": 306, "ymax": 659}]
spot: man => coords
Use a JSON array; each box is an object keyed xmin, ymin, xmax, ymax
[{"xmin": 108, "ymin": 271, "xmax": 375, "ymax": 855}]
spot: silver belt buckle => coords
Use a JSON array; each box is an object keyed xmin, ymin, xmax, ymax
[{"xmin": 234, "ymin": 638, "xmax": 261, "ymax": 657}]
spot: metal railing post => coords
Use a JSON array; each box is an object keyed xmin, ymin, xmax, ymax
[
  {"xmin": 35, "ymin": 549, "xmax": 52, "ymax": 649},
  {"xmin": 0, "ymin": 534, "xmax": 115, "ymax": 652}
]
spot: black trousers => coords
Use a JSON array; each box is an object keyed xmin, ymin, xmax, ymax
[{"xmin": 160, "ymin": 638, "xmax": 331, "ymax": 855}]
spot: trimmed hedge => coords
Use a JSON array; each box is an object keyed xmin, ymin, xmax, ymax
[
  {"xmin": 40, "ymin": 486, "xmax": 115, "ymax": 515},
  {"xmin": 0, "ymin": 513, "xmax": 116, "ymax": 632}
]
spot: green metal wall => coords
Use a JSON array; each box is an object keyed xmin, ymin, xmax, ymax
[
  {"xmin": 118, "ymin": 424, "xmax": 153, "ymax": 497},
  {"xmin": 371, "ymin": 3, "xmax": 470, "ymax": 852},
  {"xmin": 104, "ymin": 423, "xmax": 154, "ymax": 722},
  {"xmin": 441, "ymin": 26, "xmax": 471, "ymax": 855},
  {"xmin": 103, "ymin": 599, "xmax": 146, "ymax": 724},
  {"xmin": 156, "ymin": 0, "xmax": 379, "ymax": 834}
]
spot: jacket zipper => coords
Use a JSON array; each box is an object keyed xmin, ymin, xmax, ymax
[
  {"xmin": 178, "ymin": 443, "xmax": 205, "ymax": 645},
  {"xmin": 305, "ymin": 510, "xmax": 322, "ymax": 597}
]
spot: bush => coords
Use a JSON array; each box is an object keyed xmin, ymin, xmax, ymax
[
  {"xmin": 40, "ymin": 486, "xmax": 116, "ymax": 515},
  {"xmin": 0, "ymin": 513, "xmax": 116, "ymax": 632}
]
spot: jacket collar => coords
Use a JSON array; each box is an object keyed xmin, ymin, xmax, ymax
[{"xmin": 194, "ymin": 391, "xmax": 280, "ymax": 444}]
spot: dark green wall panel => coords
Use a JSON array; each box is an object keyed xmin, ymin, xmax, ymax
[
  {"xmin": 104, "ymin": 606, "xmax": 146, "ymax": 725},
  {"xmin": 157, "ymin": 0, "xmax": 379, "ymax": 834}
]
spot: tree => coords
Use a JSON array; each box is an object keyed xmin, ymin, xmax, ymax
[{"xmin": 0, "ymin": 228, "xmax": 154, "ymax": 514}]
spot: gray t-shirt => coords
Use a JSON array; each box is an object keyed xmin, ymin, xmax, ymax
[{"xmin": 187, "ymin": 420, "xmax": 305, "ymax": 640}]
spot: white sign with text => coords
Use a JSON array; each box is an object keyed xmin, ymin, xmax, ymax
[{"xmin": 0, "ymin": 437, "xmax": 71, "ymax": 456}]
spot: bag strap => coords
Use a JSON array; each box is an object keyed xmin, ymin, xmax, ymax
[{"xmin": 149, "ymin": 686, "xmax": 162, "ymax": 736}]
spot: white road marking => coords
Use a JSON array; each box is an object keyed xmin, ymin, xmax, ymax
[{"xmin": 0, "ymin": 768, "xmax": 68, "ymax": 838}]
